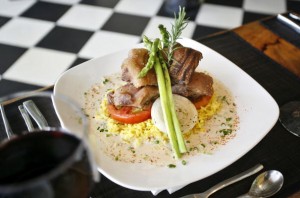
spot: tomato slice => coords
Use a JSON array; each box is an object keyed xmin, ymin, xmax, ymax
[
  {"xmin": 193, "ymin": 95, "xmax": 212, "ymax": 109},
  {"xmin": 107, "ymin": 104, "xmax": 151, "ymax": 124}
]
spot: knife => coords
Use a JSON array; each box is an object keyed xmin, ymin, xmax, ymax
[{"xmin": 289, "ymin": 12, "xmax": 300, "ymax": 21}]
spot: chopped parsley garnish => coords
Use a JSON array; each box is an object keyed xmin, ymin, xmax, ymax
[
  {"xmin": 168, "ymin": 164, "xmax": 176, "ymax": 168},
  {"xmin": 219, "ymin": 129, "xmax": 233, "ymax": 136},
  {"xmin": 103, "ymin": 78, "xmax": 109, "ymax": 84},
  {"xmin": 220, "ymin": 95, "xmax": 229, "ymax": 105},
  {"xmin": 128, "ymin": 147, "xmax": 136, "ymax": 154},
  {"xmin": 97, "ymin": 127, "xmax": 107, "ymax": 132},
  {"xmin": 189, "ymin": 147, "xmax": 199, "ymax": 151}
]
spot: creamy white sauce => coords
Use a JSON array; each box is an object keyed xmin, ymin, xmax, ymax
[{"xmin": 84, "ymin": 72, "xmax": 239, "ymax": 167}]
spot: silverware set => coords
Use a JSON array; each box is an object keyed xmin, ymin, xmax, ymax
[
  {"xmin": 1, "ymin": 100, "xmax": 48, "ymax": 138},
  {"xmin": 180, "ymin": 164, "xmax": 283, "ymax": 198}
]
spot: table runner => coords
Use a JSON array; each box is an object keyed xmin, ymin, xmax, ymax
[{"xmin": 1, "ymin": 16, "xmax": 300, "ymax": 197}]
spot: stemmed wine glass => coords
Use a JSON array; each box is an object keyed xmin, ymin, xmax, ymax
[
  {"xmin": 0, "ymin": 91, "xmax": 99, "ymax": 198},
  {"xmin": 279, "ymin": 101, "xmax": 300, "ymax": 137}
]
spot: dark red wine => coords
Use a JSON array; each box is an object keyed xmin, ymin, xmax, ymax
[{"xmin": 0, "ymin": 131, "xmax": 94, "ymax": 198}]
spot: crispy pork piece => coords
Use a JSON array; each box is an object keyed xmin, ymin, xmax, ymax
[
  {"xmin": 172, "ymin": 72, "xmax": 213, "ymax": 101},
  {"xmin": 107, "ymin": 83, "xmax": 159, "ymax": 109},
  {"xmin": 121, "ymin": 48, "xmax": 158, "ymax": 88},
  {"xmin": 169, "ymin": 46, "xmax": 203, "ymax": 85}
]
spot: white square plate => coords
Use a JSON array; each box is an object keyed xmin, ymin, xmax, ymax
[{"xmin": 54, "ymin": 38, "xmax": 279, "ymax": 192}]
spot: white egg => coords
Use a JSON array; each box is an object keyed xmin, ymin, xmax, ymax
[{"xmin": 151, "ymin": 94, "xmax": 198, "ymax": 134}]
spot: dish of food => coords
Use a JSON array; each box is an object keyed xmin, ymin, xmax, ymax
[{"xmin": 54, "ymin": 37, "xmax": 279, "ymax": 192}]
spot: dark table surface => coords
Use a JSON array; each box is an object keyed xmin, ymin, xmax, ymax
[{"xmin": 1, "ymin": 14, "xmax": 300, "ymax": 198}]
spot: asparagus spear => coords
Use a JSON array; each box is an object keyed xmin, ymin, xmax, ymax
[
  {"xmin": 138, "ymin": 36, "xmax": 157, "ymax": 78},
  {"xmin": 153, "ymin": 47, "xmax": 181, "ymax": 158},
  {"xmin": 158, "ymin": 51, "xmax": 187, "ymax": 153}
]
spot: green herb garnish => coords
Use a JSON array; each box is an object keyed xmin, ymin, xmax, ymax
[
  {"xmin": 226, "ymin": 117, "xmax": 232, "ymax": 122},
  {"xmin": 219, "ymin": 129, "xmax": 233, "ymax": 136},
  {"xmin": 137, "ymin": 7, "xmax": 188, "ymax": 159},
  {"xmin": 168, "ymin": 164, "xmax": 176, "ymax": 168},
  {"xmin": 103, "ymin": 78, "xmax": 109, "ymax": 84}
]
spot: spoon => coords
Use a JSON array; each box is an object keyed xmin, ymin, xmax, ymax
[{"xmin": 238, "ymin": 170, "xmax": 284, "ymax": 198}]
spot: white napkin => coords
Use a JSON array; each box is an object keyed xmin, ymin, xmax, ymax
[{"xmin": 151, "ymin": 184, "xmax": 187, "ymax": 196}]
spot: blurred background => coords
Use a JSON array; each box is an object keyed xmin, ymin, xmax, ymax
[{"xmin": 0, "ymin": 0, "xmax": 299, "ymax": 96}]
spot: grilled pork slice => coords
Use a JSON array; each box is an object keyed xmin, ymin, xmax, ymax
[
  {"xmin": 172, "ymin": 72, "xmax": 213, "ymax": 101},
  {"xmin": 107, "ymin": 83, "xmax": 159, "ymax": 109},
  {"xmin": 121, "ymin": 48, "xmax": 157, "ymax": 88},
  {"xmin": 169, "ymin": 45, "xmax": 203, "ymax": 85}
]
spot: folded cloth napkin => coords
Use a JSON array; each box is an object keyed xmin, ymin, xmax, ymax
[{"xmin": 151, "ymin": 184, "xmax": 187, "ymax": 196}]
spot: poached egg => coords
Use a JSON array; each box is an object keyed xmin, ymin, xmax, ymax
[{"xmin": 151, "ymin": 94, "xmax": 198, "ymax": 134}]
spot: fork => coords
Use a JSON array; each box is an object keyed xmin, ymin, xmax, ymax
[
  {"xmin": 23, "ymin": 100, "xmax": 49, "ymax": 130},
  {"xmin": 18, "ymin": 104, "xmax": 34, "ymax": 132},
  {"xmin": 0, "ymin": 104, "xmax": 14, "ymax": 139}
]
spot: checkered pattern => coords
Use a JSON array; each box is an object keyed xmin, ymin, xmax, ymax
[{"xmin": 0, "ymin": 0, "xmax": 297, "ymax": 96}]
